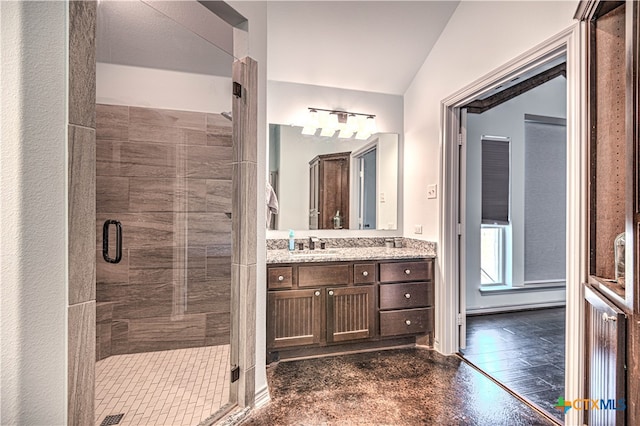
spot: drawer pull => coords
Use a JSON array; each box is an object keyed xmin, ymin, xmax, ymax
[
  {"xmin": 405, "ymin": 320, "xmax": 412, "ymax": 326},
  {"xmin": 405, "ymin": 269, "xmax": 411, "ymax": 275},
  {"xmin": 362, "ymin": 271, "xmax": 369, "ymax": 277},
  {"xmin": 404, "ymin": 293, "xmax": 411, "ymax": 299},
  {"xmin": 328, "ymin": 290, "xmax": 334, "ymax": 296},
  {"xmin": 602, "ymin": 312, "xmax": 616, "ymax": 322},
  {"xmin": 314, "ymin": 291, "xmax": 320, "ymax": 296},
  {"xmin": 278, "ymin": 275, "xmax": 284, "ymax": 281}
]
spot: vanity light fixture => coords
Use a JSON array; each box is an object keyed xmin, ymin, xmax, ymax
[
  {"xmin": 301, "ymin": 108, "xmax": 319, "ymax": 135},
  {"xmin": 301, "ymin": 107, "xmax": 377, "ymax": 139}
]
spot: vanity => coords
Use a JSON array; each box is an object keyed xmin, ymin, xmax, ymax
[{"xmin": 266, "ymin": 240, "xmax": 435, "ymax": 362}]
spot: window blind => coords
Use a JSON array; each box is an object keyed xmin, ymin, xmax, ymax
[
  {"xmin": 524, "ymin": 115, "xmax": 566, "ymax": 282},
  {"xmin": 481, "ymin": 137, "xmax": 510, "ymax": 224}
]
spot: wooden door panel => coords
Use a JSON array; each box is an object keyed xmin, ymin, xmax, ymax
[
  {"xmin": 327, "ymin": 285, "xmax": 375, "ymax": 343},
  {"xmin": 268, "ymin": 289, "xmax": 321, "ymax": 349}
]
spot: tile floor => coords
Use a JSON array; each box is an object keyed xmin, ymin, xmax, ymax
[
  {"xmin": 461, "ymin": 307, "xmax": 566, "ymax": 422},
  {"xmin": 95, "ymin": 345, "xmax": 230, "ymax": 426}
]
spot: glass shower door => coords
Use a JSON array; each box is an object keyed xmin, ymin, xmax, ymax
[{"xmin": 95, "ymin": 1, "xmax": 235, "ymax": 424}]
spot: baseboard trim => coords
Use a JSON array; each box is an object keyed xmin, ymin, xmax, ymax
[
  {"xmin": 467, "ymin": 302, "xmax": 566, "ymax": 315},
  {"xmin": 254, "ymin": 385, "xmax": 270, "ymax": 409}
]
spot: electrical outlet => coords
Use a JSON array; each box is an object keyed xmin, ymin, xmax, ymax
[
  {"xmin": 380, "ymin": 192, "xmax": 385, "ymax": 203},
  {"xmin": 414, "ymin": 225, "xmax": 423, "ymax": 234},
  {"xmin": 427, "ymin": 184, "xmax": 437, "ymax": 199}
]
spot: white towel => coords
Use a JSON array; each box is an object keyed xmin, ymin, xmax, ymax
[{"xmin": 266, "ymin": 181, "xmax": 279, "ymax": 228}]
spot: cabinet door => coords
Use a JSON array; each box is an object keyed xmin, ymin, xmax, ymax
[
  {"xmin": 268, "ymin": 289, "xmax": 321, "ymax": 349},
  {"xmin": 326, "ymin": 286, "xmax": 375, "ymax": 343}
]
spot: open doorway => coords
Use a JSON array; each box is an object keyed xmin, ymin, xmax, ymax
[
  {"xmin": 438, "ymin": 27, "xmax": 587, "ymax": 426},
  {"xmin": 456, "ymin": 58, "xmax": 568, "ymax": 421},
  {"xmin": 458, "ymin": 58, "xmax": 568, "ymax": 421}
]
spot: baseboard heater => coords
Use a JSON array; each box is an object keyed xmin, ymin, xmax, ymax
[{"xmin": 584, "ymin": 284, "xmax": 626, "ymax": 426}]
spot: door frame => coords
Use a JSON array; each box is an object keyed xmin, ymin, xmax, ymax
[{"xmin": 438, "ymin": 24, "xmax": 587, "ymax": 426}]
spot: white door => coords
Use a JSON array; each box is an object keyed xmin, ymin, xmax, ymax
[{"xmin": 458, "ymin": 108, "xmax": 468, "ymax": 350}]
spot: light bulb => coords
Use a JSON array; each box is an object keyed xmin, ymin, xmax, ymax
[
  {"xmin": 327, "ymin": 113, "xmax": 339, "ymax": 130},
  {"xmin": 346, "ymin": 114, "xmax": 359, "ymax": 133},
  {"xmin": 364, "ymin": 116, "xmax": 377, "ymax": 134},
  {"xmin": 301, "ymin": 109, "xmax": 319, "ymax": 135}
]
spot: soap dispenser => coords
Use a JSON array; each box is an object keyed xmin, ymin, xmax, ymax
[
  {"xmin": 288, "ymin": 229, "xmax": 295, "ymax": 251},
  {"xmin": 333, "ymin": 210, "xmax": 342, "ymax": 229}
]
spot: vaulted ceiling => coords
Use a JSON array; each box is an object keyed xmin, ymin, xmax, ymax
[
  {"xmin": 266, "ymin": 1, "xmax": 460, "ymax": 95},
  {"xmin": 97, "ymin": 1, "xmax": 460, "ymax": 96}
]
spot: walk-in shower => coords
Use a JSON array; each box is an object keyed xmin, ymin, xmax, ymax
[{"xmin": 94, "ymin": 2, "xmax": 235, "ymax": 424}]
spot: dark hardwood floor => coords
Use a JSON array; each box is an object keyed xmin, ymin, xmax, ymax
[{"xmin": 461, "ymin": 307, "xmax": 566, "ymax": 422}]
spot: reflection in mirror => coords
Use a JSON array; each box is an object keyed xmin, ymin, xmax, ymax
[{"xmin": 269, "ymin": 124, "xmax": 398, "ymax": 231}]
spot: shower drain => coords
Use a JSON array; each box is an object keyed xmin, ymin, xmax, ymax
[{"xmin": 100, "ymin": 413, "xmax": 125, "ymax": 426}]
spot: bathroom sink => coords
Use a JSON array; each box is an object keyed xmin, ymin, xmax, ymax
[{"xmin": 288, "ymin": 249, "xmax": 339, "ymax": 257}]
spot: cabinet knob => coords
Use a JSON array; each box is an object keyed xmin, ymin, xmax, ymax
[
  {"xmin": 314, "ymin": 291, "xmax": 320, "ymax": 296},
  {"xmin": 278, "ymin": 275, "xmax": 284, "ymax": 281},
  {"xmin": 405, "ymin": 269, "xmax": 411, "ymax": 275},
  {"xmin": 404, "ymin": 293, "xmax": 411, "ymax": 299},
  {"xmin": 328, "ymin": 290, "xmax": 334, "ymax": 296},
  {"xmin": 362, "ymin": 271, "xmax": 369, "ymax": 277},
  {"xmin": 405, "ymin": 320, "xmax": 412, "ymax": 326}
]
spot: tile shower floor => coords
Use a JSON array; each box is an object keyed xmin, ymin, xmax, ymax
[{"xmin": 95, "ymin": 345, "xmax": 229, "ymax": 426}]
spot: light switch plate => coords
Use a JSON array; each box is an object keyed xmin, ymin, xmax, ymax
[{"xmin": 427, "ymin": 184, "xmax": 437, "ymax": 199}]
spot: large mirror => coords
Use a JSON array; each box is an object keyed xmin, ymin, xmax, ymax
[{"xmin": 269, "ymin": 124, "xmax": 399, "ymax": 231}]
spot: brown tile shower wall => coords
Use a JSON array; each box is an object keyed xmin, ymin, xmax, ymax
[{"xmin": 95, "ymin": 104, "xmax": 232, "ymax": 360}]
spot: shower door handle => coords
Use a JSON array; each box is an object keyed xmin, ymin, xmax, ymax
[{"xmin": 102, "ymin": 219, "xmax": 122, "ymax": 264}]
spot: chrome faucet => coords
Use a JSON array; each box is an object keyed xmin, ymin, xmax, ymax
[{"xmin": 308, "ymin": 236, "xmax": 319, "ymax": 250}]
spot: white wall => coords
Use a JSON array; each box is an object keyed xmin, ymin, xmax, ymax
[
  {"xmin": 403, "ymin": 0, "xmax": 578, "ymax": 244},
  {"xmin": 1, "ymin": 2, "xmax": 68, "ymax": 424},
  {"xmin": 267, "ymin": 80, "xmax": 404, "ymax": 238},
  {"xmin": 465, "ymin": 77, "xmax": 567, "ymax": 312},
  {"xmin": 96, "ymin": 62, "xmax": 232, "ymax": 113}
]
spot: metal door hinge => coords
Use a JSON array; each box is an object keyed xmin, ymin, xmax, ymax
[
  {"xmin": 231, "ymin": 365, "xmax": 240, "ymax": 383},
  {"xmin": 457, "ymin": 133, "xmax": 464, "ymax": 146},
  {"xmin": 233, "ymin": 82, "xmax": 242, "ymax": 99},
  {"xmin": 457, "ymin": 313, "xmax": 464, "ymax": 325},
  {"xmin": 457, "ymin": 223, "xmax": 462, "ymax": 235}
]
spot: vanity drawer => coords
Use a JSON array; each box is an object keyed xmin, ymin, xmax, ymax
[
  {"xmin": 298, "ymin": 264, "xmax": 350, "ymax": 287},
  {"xmin": 354, "ymin": 263, "xmax": 376, "ymax": 284},
  {"xmin": 379, "ymin": 260, "xmax": 432, "ymax": 283},
  {"xmin": 268, "ymin": 267, "xmax": 293, "ymax": 289},
  {"xmin": 379, "ymin": 282, "xmax": 431, "ymax": 310},
  {"xmin": 379, "ymin": 308, "xmax": 433, "ymax": 337}
]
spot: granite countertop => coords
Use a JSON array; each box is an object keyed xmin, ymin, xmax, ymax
[{"xmin": 267, "ymin": 245, "xmax": 435, "ymax": 264}]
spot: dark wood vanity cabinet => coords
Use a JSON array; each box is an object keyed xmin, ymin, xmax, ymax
[
  {"xmin": 267, "ymin": 258, "xmax": 434, "ymax": 360},
  {"xmin": 379, "ymin": 261, "xmax": 434, "ymax": 337},
  {"xmin": 309, "ymin": 152, "xmax": 350, "ymax": 230}
]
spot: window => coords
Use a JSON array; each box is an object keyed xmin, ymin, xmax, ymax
[
  {"xmin": 481, "ymin": 225, "xmax": 506, "ymax": 285},
  {"xmin": 481, "ymin": 137, "xmax": 510, "ymax": 225}
]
